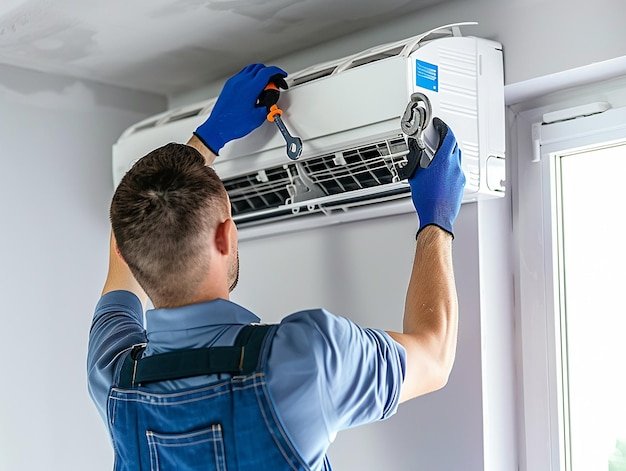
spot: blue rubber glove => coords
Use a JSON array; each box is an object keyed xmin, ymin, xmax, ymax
[
  {"xmin": 194, "ymin": 63, "xmax": 288, "ymax": 155},
  {"xmin": 409, "ymin": 117, "xmax": 466, "ymax": 237}
]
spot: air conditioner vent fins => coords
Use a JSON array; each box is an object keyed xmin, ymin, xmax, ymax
[
  {"xmin": 166, "ymin": 108, "xmax": 205, "ymax": 123},
  {"xmin": 344, "ymin": 45, "xmax": 406, "ymax": 70},
  {"xmin": 290, "ymin": 67, "xmax": 337, "ymax": 86},
  {"xmin": 134, "ymin": 120, "xmax": 159, "ymax": 132},
  {"xmin": 222, "ymin": 136, "xmax": 410, "ymax": 224}
]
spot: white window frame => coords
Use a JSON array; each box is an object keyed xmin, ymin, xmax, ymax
[{"xmin": 513, "ymin": 83, "xmax": 626, "ymax": 471}]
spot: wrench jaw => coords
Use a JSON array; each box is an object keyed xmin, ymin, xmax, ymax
[
  {"xmin": 286, "ymin": 137, "xmax": 303, "ymax": 160},
  {"xmin": 273, "ymin": 115, "xmax": 303, "ymax": 160},
  {"xmin": 401, "ymin": 92, "xmax": 432, "ymax": 140},
  {"xmin": 399, "ymin": 92, "xmax": 434, "ymax": 178}
]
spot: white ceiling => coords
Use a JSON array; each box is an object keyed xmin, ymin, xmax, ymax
[{"xmin": 0, "ymin": 0, "xmax": 448, "ymax": 96}]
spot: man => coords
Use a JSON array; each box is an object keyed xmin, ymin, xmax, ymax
[{"xmin": 87, "ymin": 63, "xmax": 465, "ymax": 470}]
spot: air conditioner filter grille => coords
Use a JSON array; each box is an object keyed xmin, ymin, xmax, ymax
[
  {"xmin": 227, "ymin": 167, "xmax": 291, "ymax": 215},
  {"xmin": 222, "ymin": 136, "xmax": 410, "ymax": 221}
]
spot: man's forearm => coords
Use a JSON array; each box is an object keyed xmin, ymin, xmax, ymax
[
  {"xmin": 404, "ymin": 225, "xmax": 458, "ymax": 374},
  {"xmin": 388, "ymin": 225, "xmax": 459, "ymax": 401}
]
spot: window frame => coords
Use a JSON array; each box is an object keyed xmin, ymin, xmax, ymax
[{"xmin": 514, "ymin": 99, "xmax": 626, "ymax": 471}]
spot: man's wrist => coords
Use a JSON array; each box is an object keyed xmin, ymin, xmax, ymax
[
  {"xmin": 416, "ymin": 224, "xmax": 453, "ymax": 246},
  {"xmin": 186, "ymin": 135, "xmax": 217, "ymax": 166},
  {"xmin": 416, "ymin": 223, "xmax": 454, "ymax": 241}
]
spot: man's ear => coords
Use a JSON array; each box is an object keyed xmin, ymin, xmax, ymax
[{"xmin": 214, "ymin": 218, "xmax": 236, "ymax": 255}]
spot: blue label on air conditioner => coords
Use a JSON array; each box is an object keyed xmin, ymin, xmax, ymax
[{"xmin": 415, "ymin": 59, "xmax": 438, "ymax": 92}]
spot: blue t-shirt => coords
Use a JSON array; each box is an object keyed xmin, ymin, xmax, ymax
[{"xmin": 87, "ymin": 290, "xmax": 406, "ymax": 469}]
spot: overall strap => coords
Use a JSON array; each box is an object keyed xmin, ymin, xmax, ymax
[
  {"xmin": 118, "ymin": 324, "xmax": 274, "ymax": 388},
  {"xmin": 233, "ymin": 323, "xmax": 275, "ymax": 374}
]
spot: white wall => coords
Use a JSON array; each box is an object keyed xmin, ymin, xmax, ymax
[{"xmin": 0, "ymin": 64, "xmax": 165, "ymax": 470}]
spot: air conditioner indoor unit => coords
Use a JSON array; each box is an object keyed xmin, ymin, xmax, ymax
[{"xmin": 112, "ymin": 22, "xmax": 505, "ymax": 240}]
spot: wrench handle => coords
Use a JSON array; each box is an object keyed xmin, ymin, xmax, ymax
[{"xmin": 257, "ymin": 82, "xmax": 281, "ymax": 111}]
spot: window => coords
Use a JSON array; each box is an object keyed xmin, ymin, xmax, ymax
[
  {"xmin": 515, "ymin": 103, "xmax": 626, "ymax": 471},
  {"xmin": 556, "ymin": 141, "xmax": 626, "ymax": 470}
]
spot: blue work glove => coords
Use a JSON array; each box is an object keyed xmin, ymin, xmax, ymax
[
  {"xmin": 409, "ymin": 117, "xmax": 466, "ymax": 237},
  {"xmin": 194, "ymin": 63, "xmax": 288, "ymax": 155}
]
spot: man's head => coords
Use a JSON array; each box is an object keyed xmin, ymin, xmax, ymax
[{"xmin": 110, "ymin": 143, "xmax": 238, "ymax": 308}]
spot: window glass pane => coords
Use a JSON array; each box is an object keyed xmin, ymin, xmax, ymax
[{"xmin": 558, "ymin": 142, "xmax": 626, "ymax": 471}]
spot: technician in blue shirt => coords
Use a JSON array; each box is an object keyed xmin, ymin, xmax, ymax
[{"xmin": 87, "ymin": 63, "xmax": 465, "ymax": 471}]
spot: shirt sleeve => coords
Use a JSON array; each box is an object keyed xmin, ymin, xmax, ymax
[
  {"xmin": 87, "ymin": 290, "xmax": 147, "ymax": 422},
  {"xmin": 267, "ymin": 309, "xmax": 406, "ymax": 449}
]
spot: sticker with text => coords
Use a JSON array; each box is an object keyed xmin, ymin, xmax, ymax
[{"xmin": 416, "ymin": 59, "xmax": 438, "ymax": 92}]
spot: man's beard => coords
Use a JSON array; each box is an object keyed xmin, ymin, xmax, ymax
[{"xmin": 228, "ymin": 250, "xmax": 240, "ymax": 292}]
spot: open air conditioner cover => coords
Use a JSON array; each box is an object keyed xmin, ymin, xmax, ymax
[{"xmin": 112, "ymin": 23, "xmax": 505, "ymax": 240}]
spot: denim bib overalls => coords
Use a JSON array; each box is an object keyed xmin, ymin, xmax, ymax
[{"xmin": 106, "ymin": 324, "xmax": 331, "ymax": 471}]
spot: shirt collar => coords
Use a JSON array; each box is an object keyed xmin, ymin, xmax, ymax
[{"xmin": 146, "ymin": 298, "xmax": 260, "ymax": 335}]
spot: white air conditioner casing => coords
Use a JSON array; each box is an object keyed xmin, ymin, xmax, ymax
[{"xmin": 113, "ymin": 23, "xmax": 505, "ymax": 240}]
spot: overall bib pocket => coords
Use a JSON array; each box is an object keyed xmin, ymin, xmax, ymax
[{"xmin": 146, "ymin": 424, "xmax": 227, "ymax": 471}]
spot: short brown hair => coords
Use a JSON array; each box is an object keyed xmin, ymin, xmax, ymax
[{"xmin": 111, "ymin": 143, "xmax": 229, "ymax": 307}]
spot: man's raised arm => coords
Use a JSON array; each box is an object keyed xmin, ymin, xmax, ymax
[
  {"xmin": 101, "ymin": 64, "xmax": 288, "ymax": 302},
  {"xmin": 387, "ymin": 118, "xmax": 466, "ymax": 402}
]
